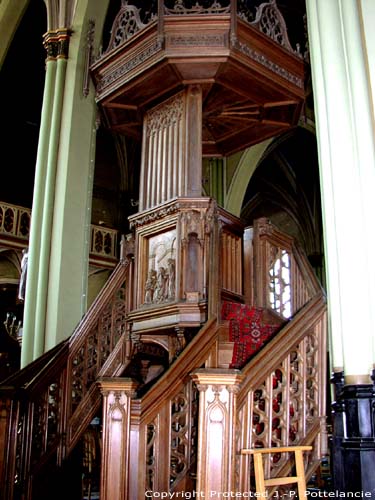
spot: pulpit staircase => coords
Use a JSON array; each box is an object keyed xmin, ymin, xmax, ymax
[{"xmin": 0, "ymin": 217, "xmax": 327, "ymax": 499}]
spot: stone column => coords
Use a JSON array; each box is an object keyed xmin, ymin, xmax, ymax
[
  {"xmin": 21, "ymin": 32, "xmax": 60, "ymax": 366},
  {"xmin": 306, "ymin": 0, "xmax": 375, "ymax": 492},
  {"xmin": 33, "ymin": 30, "xmax": 70, "ymax": 359},
  {"xmin": 191, "ymin": 369, "xmax": 242, "ymax": 497}
]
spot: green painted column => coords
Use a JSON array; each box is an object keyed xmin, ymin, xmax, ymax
[
  {"xmin": 21, "ymin": 56, "xmax": 57, "ymax": 367},
  {"xmin": 306, "ymin": 0, "xmax": 375, "ymax": 383},
  {"xmin": 21, "ymin": 0, "xmax": 111, "ymax": 364},
  {"xmin": 209, "ymin": 158, "xmax": 225, "ymax": 206},
  {"xmin": 43, "ymin": 2, "xmax": 110, "ymax": 352},
  {"xmin": 33, "ymin": 55, "xmax": 68, "ymax": 359}
]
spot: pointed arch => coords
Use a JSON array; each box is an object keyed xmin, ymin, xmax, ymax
[{"xmin": 225, "ymin": 138, "xmax": 273, "ymax": 216}]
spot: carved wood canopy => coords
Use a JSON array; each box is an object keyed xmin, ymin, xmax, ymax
[{"xmin": 91, "ymin": 10, "xmax": 305, "ymax": 157}]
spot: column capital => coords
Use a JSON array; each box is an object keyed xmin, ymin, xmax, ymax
[
  {"xmin": 97, "ymin": 377, "xmax": 139, "ymax": 397},
  {"xmin": 191, "ymin": 368, "xmax": 243, "ymax": 388},
  {"xmin": 43, "ymin": 28, "xmax": 71, "ymax": 60}
]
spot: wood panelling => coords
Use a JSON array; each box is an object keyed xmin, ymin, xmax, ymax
[{"xmin": 91, "ymin": 12, "xmax": 305, "ymax": 156}]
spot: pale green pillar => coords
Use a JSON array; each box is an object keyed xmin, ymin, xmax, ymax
[
  {"xmin": 306, "ymin": 0, "xmax": 375, "ymax": 383},
  {"xmin": 21, "ymin": 57, "xmax": 57, "ymax": 367},
  {"xmin": 209, "ymin": 158, "xmax": 225, "ymax": 206},
  {"xmin": 22, "ymin": 1, "xmax": 111, "ymax": 365},
  {"xmin": 43, "ymin": 1, "xmax": 110, "ymax": 351},
  {"xmin": 33, "ymin": 56, "xmax": 68, "ymax": 359}
]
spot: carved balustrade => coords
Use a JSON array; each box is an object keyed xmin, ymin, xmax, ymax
[
  {"xmin": 98, "ymin": 317, "xmax": 219, "ymax": 500},
  {"xmin": 0, "ymin": 342, "xmax": 69, "ymax": 500},
  {"xmin": 100, "ymin": 0, "xmax": 301, "ymax": 59},
  {"xmin": 89, "ymin": 224, "xmax": 119, "ymax": 268},
  {"xmin": 193, "ymin": 219, "xmax": 327, "ymax": 494},
  {"xmin": 235, "ymin": 294, "xmax": 327, "ymax": 492},
  {"xmin": 0, "ymin": 259, "xmax": 131, "ymax": 499},
  {"xmin": 0, "ymin": 201, "xmax": 119, "ymax": 268},
  {"xmin": 0, "ymin": 202, "xmax": 30, "ymax": 248}
]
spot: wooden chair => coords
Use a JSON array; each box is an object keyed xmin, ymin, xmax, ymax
[{"xmin": 241, "ymin": 445, "xmax": 313, "ymax": 499}]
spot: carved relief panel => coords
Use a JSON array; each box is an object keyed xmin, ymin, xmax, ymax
[{"xmin": 144, "ymin": 228, "xmax": 177, "ymax": 305}]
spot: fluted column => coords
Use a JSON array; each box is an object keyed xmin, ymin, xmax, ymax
[
  {"xmin": 33, "ymin": 30, "xmax": 70, "ymax": 359},
  {"xmin": 21, "ymin": 30, "xmax": 68, "ymax": 366}
]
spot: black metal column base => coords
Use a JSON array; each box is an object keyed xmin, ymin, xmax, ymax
[{"xmin": 331, "ymin": 375, "xmax": 375, "ymax": 496}]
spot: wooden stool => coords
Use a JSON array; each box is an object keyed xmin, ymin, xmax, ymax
[{"xmin": 241, "ymin": 445, "xmax": 313, "ymax": 499}]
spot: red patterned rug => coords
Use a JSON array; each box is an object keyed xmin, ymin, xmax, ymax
[{"xmin": 221, "ymin": 301, "xmax": 283, "ymax": 369}]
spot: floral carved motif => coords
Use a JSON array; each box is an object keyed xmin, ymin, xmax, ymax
[
  {"xmin": 105, "ymin": 0, "xmax": 157, "ymax": 53},
  {"xmin": 95, "ymin": 40, "xmax": 163, "ymax": 94},
  {"xmin": 129, "ymin": 203, "xmax": 180, "ymax": 228},
  {"xmin": 168, "ymin": 33, "xmax": 227, "ymax": 47},
  {"xmin": 165, "ymin": 0, "xmax": 230, "ymax": 15},
  {"xmin": 232, "ymin": 39, "xmax": 303, "ymax": 89},
  {"xmin": 146, "ymin": 93, "xmax": 184, "ymax": 135}
]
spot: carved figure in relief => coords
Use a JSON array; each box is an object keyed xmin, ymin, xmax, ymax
[
  {"xmin": 167, "ymin": 258, "xmax": 176, "ymax": 299},
  {"xmin": 153, "ymin": 267, "xmax": 168, "ymax": 303},
  {"xmin": 18, "ymin": 248, "xmax": 29, "ymax": 301},
  {"xmin": 144, "ymin": 269, "xmax": 157, "ymax": 304}
]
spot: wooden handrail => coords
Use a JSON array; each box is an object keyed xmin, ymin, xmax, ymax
[
  {"xmin": 235, "ymin": 292, "xmax": 327, "ymax": 492},
  {"xmin": 124, "ymin": 317, "xmax": 219, "ymax": 498},
  {"xmin": 239, "ymin": 293, "xmax": 326, "ymax": 397},
  {"xmin": 0, "ymin": 258, "xmax": 131, "ymax": 500},
  {"xmin": 134, "ymin": 317, "xmax": 218, "ymax": 421},
  {"xmin": 69, "ymin": 259, "xmax": 129, "ymax": 347}
]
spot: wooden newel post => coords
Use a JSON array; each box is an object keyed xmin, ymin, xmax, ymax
[
  {"xmin": 98, "ymin": 378, "xmax": 139, "ymax": 500},
  {"xmin": 191, "ymin": 369, "xmax": 242, "ymax": 497}
]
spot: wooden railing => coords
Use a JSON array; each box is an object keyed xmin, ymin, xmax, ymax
[
  {"xmin": 0, "ymin": 202, "xmax": 31, "ymax": 248},
  {"xmin": 98, "ymin": 219, "xmax": 327, "ymax": 498},
  {"xmin": 0, "ymin": 216, "xmax": 326, "ymax": 498},
  {"xmin": 0, "ymin": 258, "xmax": 131, "ymax": 499},
  {"xmin": 100, "ymin": 1, "xmax": 299, "ymax": 59},
  {"xmin": 236, "ymin": 294, "xmax": 327, "ymax": 491},
  {"xmin": 0, "ymin": 201, "xmax": 119, "ymax": 267},
  {"xmin": 99, "ymin": 317, "xmax": 220, "ymax": 499}
]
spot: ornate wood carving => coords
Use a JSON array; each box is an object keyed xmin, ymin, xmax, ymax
[
  {"xmin": 140, "ymin": 87, "xmax": 202, "ymax": 211},
  {"xmin": 164, "ymin": 1, "xmax": 231, "ymax": 15},
  {"xmin": 238, "ymin": 0, "xmax": 302, "ymax": 57},
  {"xmin": 0, "ymin": 218, "xmax": 328, "ymax": 499},
  {"xmin": 98, "ymin": 378, "xmax": 139, "ymax": 500},
  {"xmin": 191, "ymin": 370, "xmax": 242, "ymax": 497},
  {"xmin": 91, "ymin": 4, "xmax": 305, "ymax": 157},
  {"xmin": 105, "ymin": 0, "xmax": 157, "ymax": 53},
  {"xmin": 168, "ymin": 33, "xmax": 227, "ymax": 47},
  {"xmin": 232, "ymin": 38, "xmax": 304, "ymax": 89}
]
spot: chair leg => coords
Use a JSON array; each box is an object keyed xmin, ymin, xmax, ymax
[
  {"xmin": 295, "ymin": 450, "xmax": 307, "ymax": 499},
  {"xmin": 253, "ymin": 453, "xmax": 267, "ymax": 496}
]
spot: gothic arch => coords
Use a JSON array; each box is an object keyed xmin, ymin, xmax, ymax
[{"xmin": 225, "ymin": 138, "xmax": 273, "ymax": 217}]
